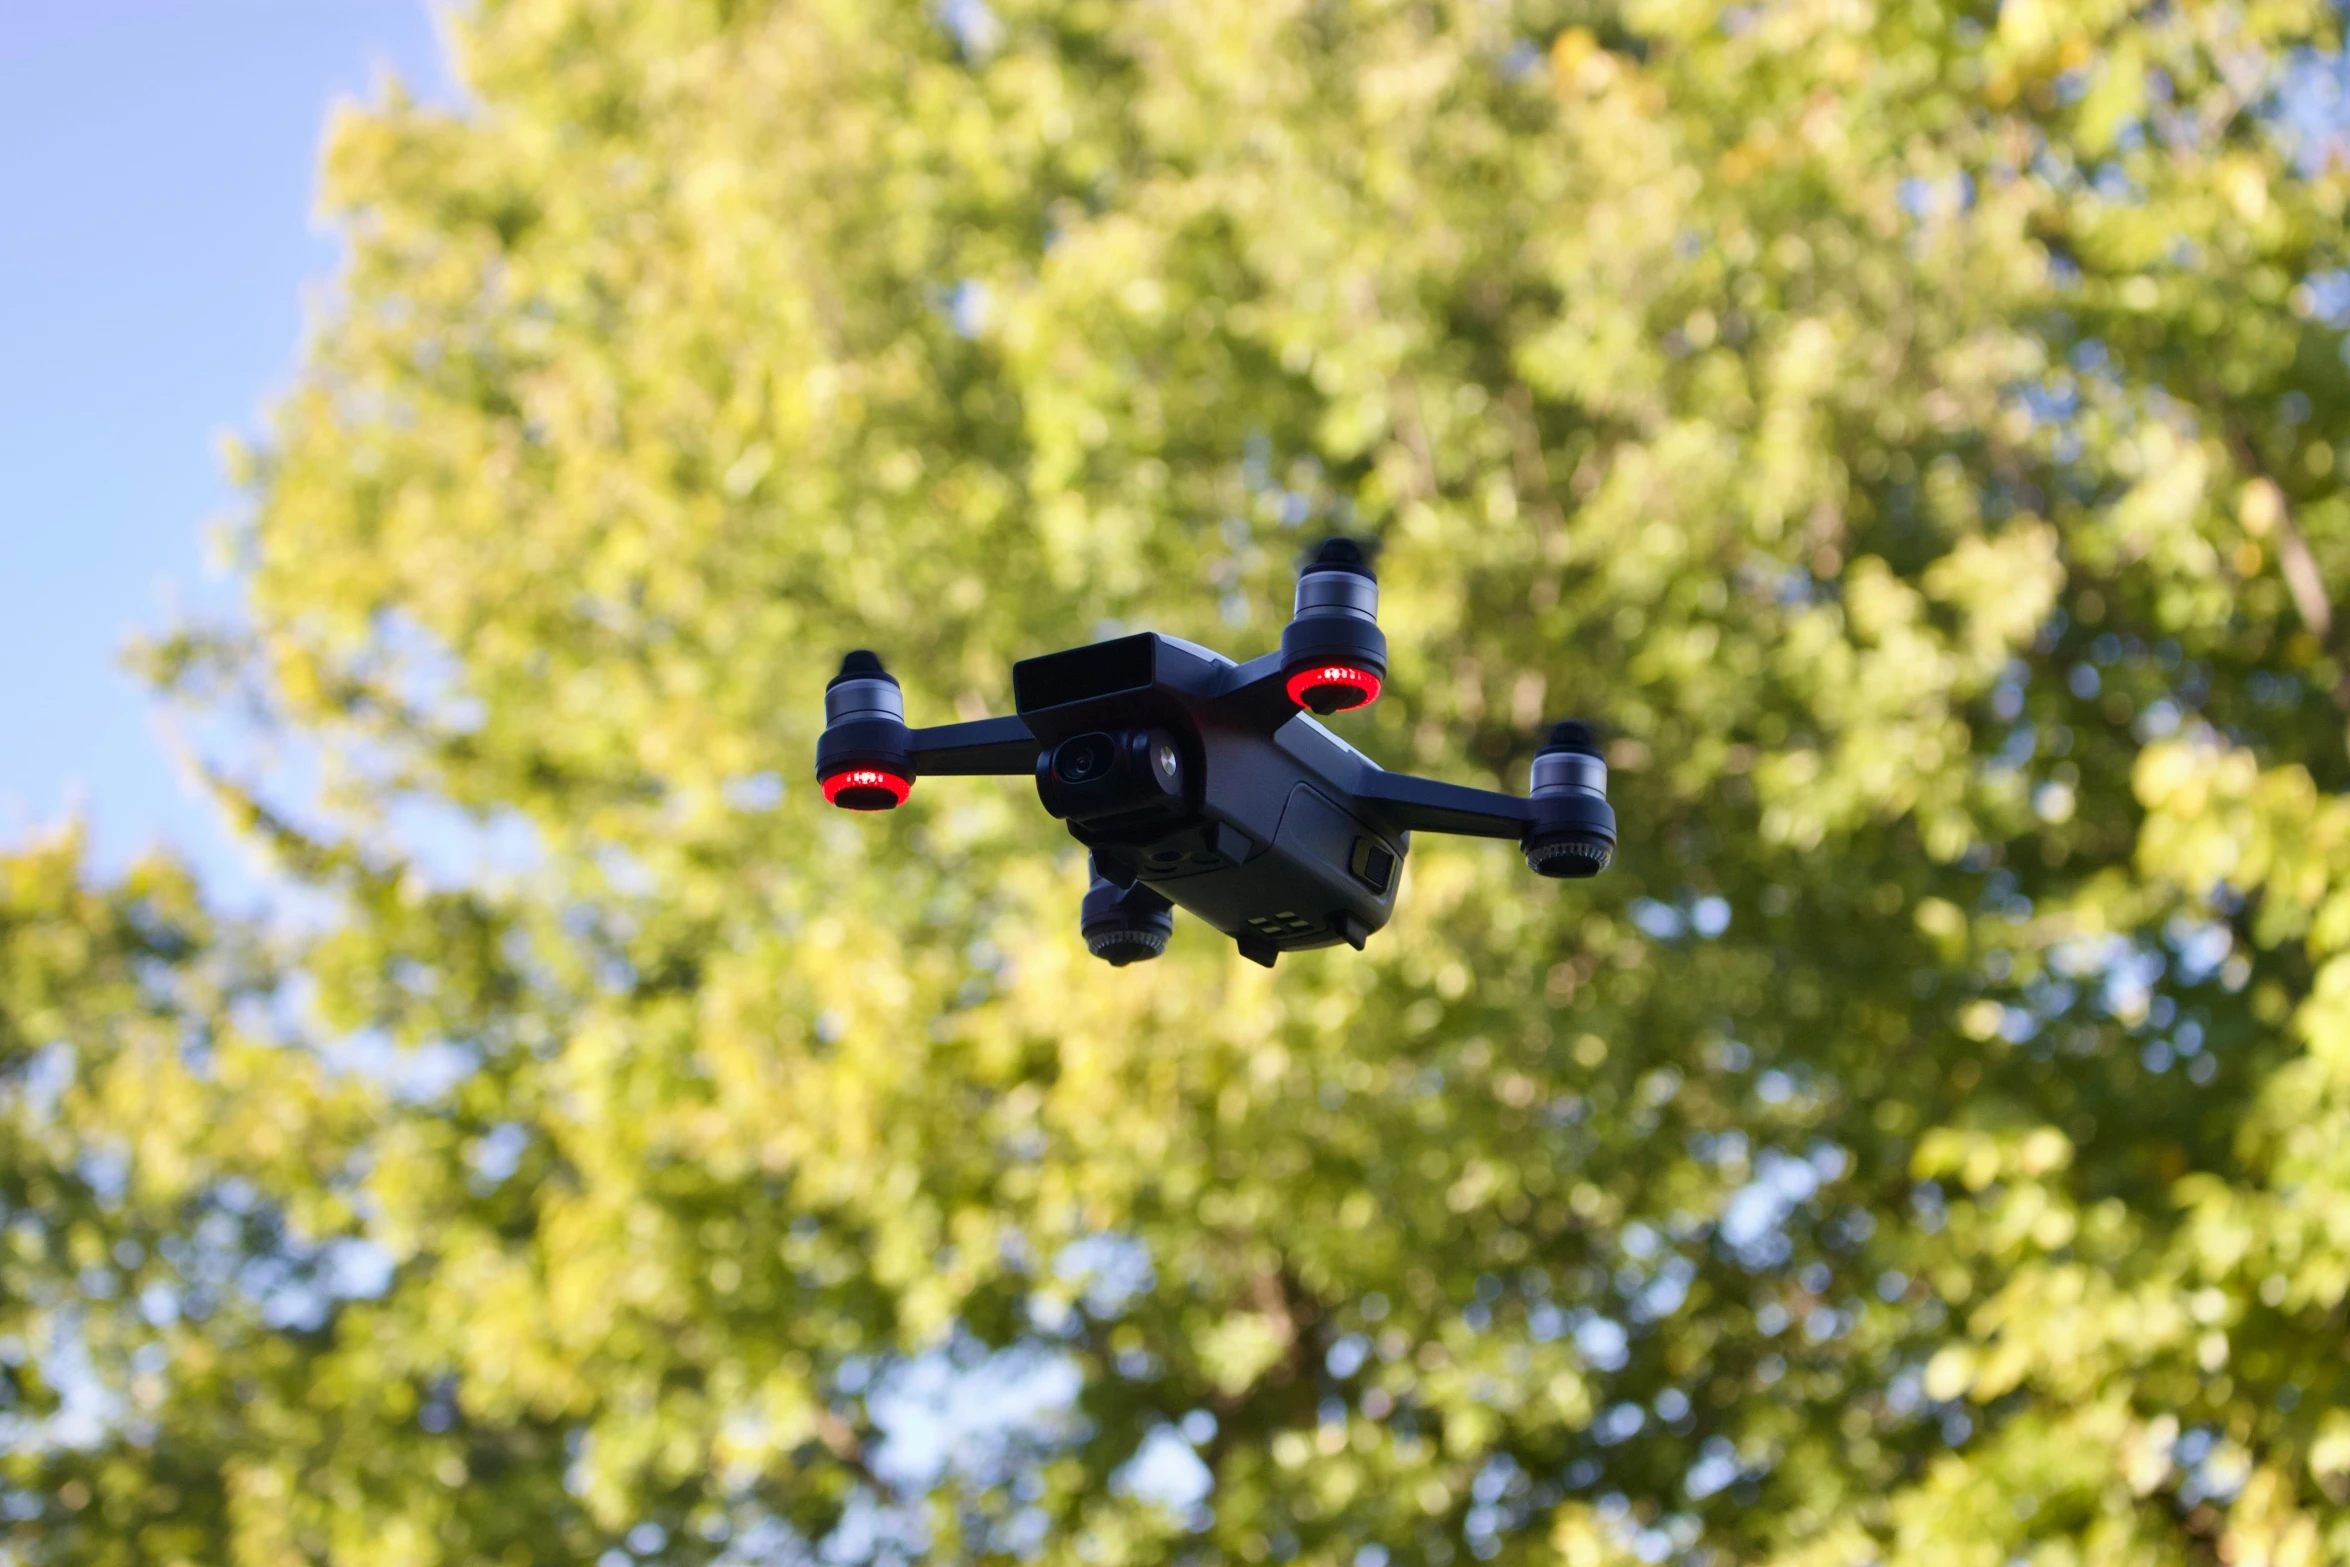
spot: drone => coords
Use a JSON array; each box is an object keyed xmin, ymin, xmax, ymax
[{"xmin": 815, "ymin": 538, "xmax": 1616, "ymax": 967}]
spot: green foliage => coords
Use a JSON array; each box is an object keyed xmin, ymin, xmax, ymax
[{"xmin": 16, "ymin": 0, "xmax": 2350, "ymax": 1561}]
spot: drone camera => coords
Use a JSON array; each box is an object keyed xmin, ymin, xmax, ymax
[
  {"xmin": 1038, "ymin": 727, "xmax": 1187, "ymax": 825},
  {"xmin": 1521, "ymin": 721, "xmax": 1616, "ymax": 878},
  {"xmin": 815, "ymin": 650, "xmax": 917, "ymax": 810},
  {"xmin": 1280, "ymin": 538, "xmax": 1388, "ymax": 715},
  {"xmin": 1052, "ymin": 733, "xmax": 1117, "ymax": 784}
]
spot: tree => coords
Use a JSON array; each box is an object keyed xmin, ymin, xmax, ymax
[{"xmin": 13, "ymin": 0, "xmax": 2350, "ymax": 1559}]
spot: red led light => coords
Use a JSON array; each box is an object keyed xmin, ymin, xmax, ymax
[
  {"xmin": 821, "ymin": 767, "xmax": 913, "ymax": 809},
  {"xmin": 1284, "ymin": 664, "xmax": 1382, "ymax": 713}
]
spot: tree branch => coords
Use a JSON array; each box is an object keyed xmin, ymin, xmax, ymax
[
  {"xmin": 1388, "ymin": 375, "xmax": 1441, "ymax": 503},
  {"xmin": 813, "ymin": 1407, "xmax": 892, "ymax": 1498},
  {"xmin": 2223, "ymin": 422, "xmax": 2350, "ymax": 715},
  {"xmin": 1197, "ymin": 1258, "xmax": 1327, "ymax": 1482}
]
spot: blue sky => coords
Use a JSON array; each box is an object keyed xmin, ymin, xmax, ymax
[{"xmin": 0, "ymin": 1, "xmax": 451, "ymax": 894}]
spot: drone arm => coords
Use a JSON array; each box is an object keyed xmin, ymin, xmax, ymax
[
  {"xmin": 1210, "ymin": 651, "xmax": 1305, "ymax": 733},
  {"xmin": 1353, "ymin": 768, "xmax": 1537, "ymax": 840},
  {"xmin": 906, "ymin": 715, "xmax": 1039, "ymax": 776}
]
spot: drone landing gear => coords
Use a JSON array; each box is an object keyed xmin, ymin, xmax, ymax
[{"xmin": 1235, "ymin": 908, "xmax": 1367, "ymax": 968}]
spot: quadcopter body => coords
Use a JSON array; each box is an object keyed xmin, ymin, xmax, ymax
[{"xmin": 816, "ymin": 540, "xmax": 1615, "ymax": 967}]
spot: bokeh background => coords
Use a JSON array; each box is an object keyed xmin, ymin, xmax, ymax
[{"xmin": 13, "ymin": 3, "xmax": 2350, "ymax": 1566}]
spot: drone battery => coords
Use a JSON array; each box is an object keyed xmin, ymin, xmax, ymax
[{"xmin": 1161, "ymin": 782, "xmax": 1402, "ymax": 958}]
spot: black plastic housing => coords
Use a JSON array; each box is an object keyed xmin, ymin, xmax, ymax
[
  {"xmin": 1279, "ymin": 550, "xmax": 1387, "ymax": 714},
  {"xmin": 1279, "ymin": 619, "xmax": 1389, "ymax": 711},
  {"xmin": 1007, "ymin": 632, "xmax": 1408, "ymax": 962},
  {"xmin": 818, "ymin": 545, "xmax": 1617, "ymax": 966},
  {"xmin": 815, "ymin": 654, "xmax": 915, "ymax": 809},
  {"xmin": 1081, "ymin": 871, "xmax": 1176, "ymax": 965},
  {"xmin": 1520, "ymin": 725, "xmax": 1615, "ymax": 878},
  {"xmin": 1278, "ymin": 540, "xmax": 1381, "ymax": 709}
]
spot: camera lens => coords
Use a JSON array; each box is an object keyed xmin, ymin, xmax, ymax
[{"xmin": 1054, "ymin": 733, "xmax": 1115, "ymax": 784}]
